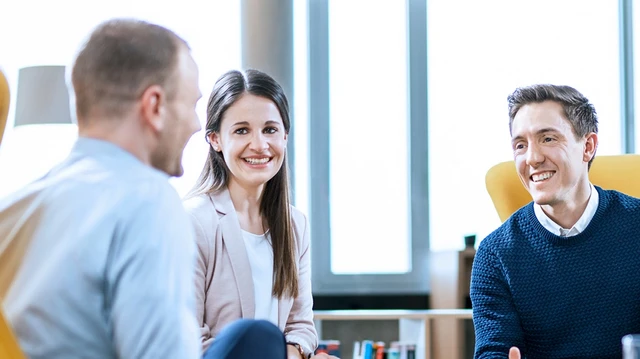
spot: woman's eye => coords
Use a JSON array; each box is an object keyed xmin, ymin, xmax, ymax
[
  {"xmin": 264, "ymin": 127, "xmax": 278, "ymax": 134},
  {"xmin": 234, "ymin": 128, "xmax": 248, "ymax": 135}
]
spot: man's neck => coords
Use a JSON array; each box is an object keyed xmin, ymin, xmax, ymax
[
  {"xmin": 78, "ymin": 119, "xmax": 152, "ymax": 167},
  {"xmin": 541, "ymin": 182, "xmax": 592, "ymax": 229}
]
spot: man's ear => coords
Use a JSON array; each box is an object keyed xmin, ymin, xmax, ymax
[
  {"xmin": 208, "ymin": 132, "xmax": 222, "ymax": 152},
  {"xmin": 583, "ymin": 132, "xmax": 598, "ymax": 163},
  {"xmin": 140, "ymin": 85, "xmax": 166, "ymax": 132}
]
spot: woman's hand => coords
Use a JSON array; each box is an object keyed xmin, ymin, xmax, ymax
[
  {"xmin": 310, "ymin": 353, "xmax": 340, "ymax": 359},
  {"xmin": 286, "ymin": 344, "xmax": 340, "ymax": 359}
]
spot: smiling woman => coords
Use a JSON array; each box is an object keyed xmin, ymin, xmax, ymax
[
  {"xmin": 209, "ymin": 93, "xmax": 288, "ymax": 194},
  {"xmin": 183, "ymin": 69, "xmax": 330, "ymax": 359}
]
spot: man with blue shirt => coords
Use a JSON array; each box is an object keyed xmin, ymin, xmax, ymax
[
  {"xmin": 0, "ymin": 19, "xmax": 203, "ymax": 359},
  {"xmin": 471, "ymin": 84, "xmax": 640, "ymax": 359}
]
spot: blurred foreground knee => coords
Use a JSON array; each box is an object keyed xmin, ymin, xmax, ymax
[{"xmin": 203, "ymin": 319, "xmax": 286, "ymax": 359}]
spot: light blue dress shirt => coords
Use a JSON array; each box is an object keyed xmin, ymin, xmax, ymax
[{"xmin": 0, "ymin": 137, "xmax": 200, "ymax": 359}]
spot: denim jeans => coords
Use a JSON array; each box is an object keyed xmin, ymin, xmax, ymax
[{"xmin": 202, "ymin": 319, "xmax": 286, "ymax": 359}]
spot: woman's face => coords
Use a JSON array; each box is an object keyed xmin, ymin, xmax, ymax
[{"xmin": 209, "ymin": 93, "xmax": 288, "ymax": 190}]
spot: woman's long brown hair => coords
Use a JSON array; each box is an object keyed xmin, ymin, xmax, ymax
[{"xmin": 187, "ymin": 69, "xmax": 298, "ymax": 299}]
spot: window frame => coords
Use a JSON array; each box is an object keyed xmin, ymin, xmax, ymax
[{"xmin": 308, "ymin": 0, "xmax": 430, "ymax": 294}]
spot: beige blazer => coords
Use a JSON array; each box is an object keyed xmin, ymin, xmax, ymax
[{"xmin": 183, "ymin": 189, "xmax": 317, "ymax": 355}]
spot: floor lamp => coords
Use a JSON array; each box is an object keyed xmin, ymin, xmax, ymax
[{"xmin": 14, "ymin": 65, "xmax": 73, "ymax": 127}]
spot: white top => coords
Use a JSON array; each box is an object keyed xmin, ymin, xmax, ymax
[
  {"xmin": 242, "ymin": 230, "xmax": 279, "ymax": 325},
  {"xmin": 534, "ymin": 184, "xmax": 599, "ymax": 237}
]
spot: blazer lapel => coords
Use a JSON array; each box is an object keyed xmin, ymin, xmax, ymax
[{"xmin": 211, "ymin": 189, "xmax": 255, "ymax": 319}]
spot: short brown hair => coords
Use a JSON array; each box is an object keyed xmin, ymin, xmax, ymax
[
  {"xmin": 508, "ymin": 84, "xmax": 599, "ymax": 167},
  {"xmin": 71, "ymin": 18, "xmax": 188, "ymax": 121}
]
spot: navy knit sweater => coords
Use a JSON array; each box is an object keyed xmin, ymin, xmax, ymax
[{"xmin": 471, "ymin": 187, "xmax": 640, "ymax": 359}]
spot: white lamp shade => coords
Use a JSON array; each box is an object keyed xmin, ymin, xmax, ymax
[{"xmin": 14, "ymin": 66, "xmax": 72, "ymax": 126}]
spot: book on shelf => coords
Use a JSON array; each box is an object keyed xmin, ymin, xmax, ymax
[{"xmin": 339, "ymin": 340, "xmax": 415, "ymax": 359}]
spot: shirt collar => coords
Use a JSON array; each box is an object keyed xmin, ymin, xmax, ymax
[
  {"xmin": 70, "ymin": 137, "xmax": 169, "ymax": 179},
  {"xmin": 534, "ymin": 184, "xmax": 599, "ymax": 237}
]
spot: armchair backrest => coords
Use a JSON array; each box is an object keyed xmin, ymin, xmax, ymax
[
  {"xmin": 486, "ymin": 154, "xmax": 640, "ymax": 222},
  {"xmin": 1, "ymin": 308, "xmax": 24, "ymax": 359},
  {"xmin": 0, "ymin": 68, "xmax": 26, "ymax": 359},
  {"xmin": 0, "ymin": 68, "xmax": 9, "ymax": 146}
]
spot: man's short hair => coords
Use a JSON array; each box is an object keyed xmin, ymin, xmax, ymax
[
  {"xmin": 508, "ymin": 84, "xmax": 599, "ymax": 168},
  {"xmin": 508, "ymin": 84, "xmax": 598, "ymax": 138},
  {"xmin": 71, "ymin": 19, "xmax": 188, "ymax": 121}
]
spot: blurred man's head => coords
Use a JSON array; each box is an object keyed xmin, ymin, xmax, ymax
[{"xmin": 71, "ymin": 19, "xmax": 202, "ymax": 176}]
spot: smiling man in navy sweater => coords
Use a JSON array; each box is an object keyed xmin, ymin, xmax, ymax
[{"xmin": 471, "ymin": 84, "xmax": 640, "ymax": 359}]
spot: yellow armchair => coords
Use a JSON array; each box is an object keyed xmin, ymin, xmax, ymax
[
  {"xmin": 0, "ymin": 68, "xmax": 9, "ymax": 146},
  {"xmin": 0, "ymin": 68, "xmax": 25, "ymax": 359},
  {"xmin": 486, "ymin": 155, "xmax": 640, "ymax": 222},
  {"xmin": 1, "ymin": 311, "xmax": 24, "ymax": 359}
]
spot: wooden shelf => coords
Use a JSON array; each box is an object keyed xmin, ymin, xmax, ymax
[
  {"xmin": 313, "ymin": 309, "xmax": 473, "ymax": 359},
  {"xmin": 429, "ymin": 249, "xmax": 476, "ymax": 359},
  {"xmin": 312, "ymin": 249, "xmax": 476, "ymax": 359},
  {"xmin": 314, "ymin": 309, "xmax": 473, "ymax": 321}
]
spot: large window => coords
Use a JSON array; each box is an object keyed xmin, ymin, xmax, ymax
[
  {"xmin": 328, "ymin": 1, "xmax": 410, "ymax": 274},
  {"xmin": 427, "ymin": 0, "xmax": 621, "ymax": 252},
  {"xmin": 308, "ymin": 0, "xmax": 429, "ymax": 293},
  {"xmin": 0, "ymin": 0, "xmax": 242, "ymax": 199}
]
